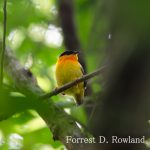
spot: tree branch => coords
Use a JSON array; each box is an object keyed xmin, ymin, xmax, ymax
[
  {"xmin": 41, "ymin": 66, "xmax": 106, "ymax": 100},
  {"xmin": 0, "ymin": 0, "xmax": 7, "ymax": 87}
]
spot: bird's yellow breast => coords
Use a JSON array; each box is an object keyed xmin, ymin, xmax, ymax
[{"xmin": 55, "ymin": 55, "xmax": 83, "ymax": 95}]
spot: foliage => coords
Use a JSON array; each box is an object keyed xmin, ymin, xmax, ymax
[{"xmin": 0, "ymin": 0, "xmax": 105, "ymax": 149}]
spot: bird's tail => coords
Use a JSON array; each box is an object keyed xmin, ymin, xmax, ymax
[{"xmin": 74, "ymin": 93, "xmax": 84, "ymax": 105}]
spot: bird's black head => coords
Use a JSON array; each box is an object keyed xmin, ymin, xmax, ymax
[{"xmin": 59, "ymin": 50, "xmax": 79, "ymax": 57}]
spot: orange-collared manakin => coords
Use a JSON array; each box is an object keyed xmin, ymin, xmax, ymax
[{"xmin": 55, "ymin": 50, "xmax": 85, "ymax": 105}]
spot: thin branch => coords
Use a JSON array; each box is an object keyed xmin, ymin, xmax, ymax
[
  {"xmin": 0, "ymin": 0, "xmax": 7, "ymax": 87},
  {"xmin": 40, "ymin": 66, "xmax": 106, "ymax": 100}
]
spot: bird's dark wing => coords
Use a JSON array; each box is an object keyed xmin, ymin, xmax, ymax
[{"xmin": 80, "ymin": 65, "xmax": 87, "ymax": 88}]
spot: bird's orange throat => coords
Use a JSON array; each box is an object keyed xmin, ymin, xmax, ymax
[{"xmin": 58, "ymin": 54, "xmax": 78, "ymax": 63}]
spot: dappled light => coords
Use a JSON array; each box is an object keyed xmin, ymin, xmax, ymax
[
  {"xmin": 44, "ymin": 25, "xmax": 63, "ymax": 47},
  {"xmin": 8, "ymin": 133, "xmax": 23, "ymax": 150},
  {"xmin": 0, "ymin": 0, "xmax": 150, "ymax": 150}
]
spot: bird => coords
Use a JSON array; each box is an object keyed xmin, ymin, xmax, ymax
[{"xmin": 55, "ymin": 50, "xmax": 85, "ymax": 105}]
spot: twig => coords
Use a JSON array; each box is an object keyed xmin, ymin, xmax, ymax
[
  {"xmin": 0, "ymin": 0, "xmax": 7, "ymax": 87},
  {"xmin": 40, "ymin": 66, "xmax": 106, "ymax": 100}
]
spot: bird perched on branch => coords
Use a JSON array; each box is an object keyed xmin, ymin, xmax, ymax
[{"xmin": 55, "ymin": 50, "xmax": 85, "ymax": 105}]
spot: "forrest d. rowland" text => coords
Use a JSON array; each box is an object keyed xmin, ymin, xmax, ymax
[{"xmin": 66, "ymin": 136, "xmax": 145, "ymax": 144}]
